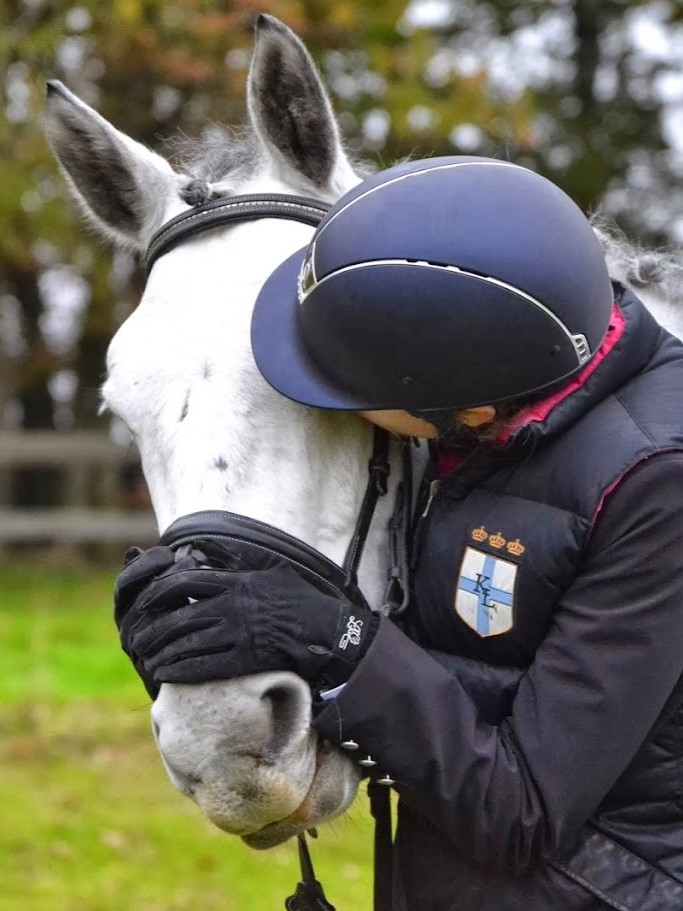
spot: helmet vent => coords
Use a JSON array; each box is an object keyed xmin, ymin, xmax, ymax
[{"xmin": 571, "ymin": 333, "xmax": 591, "ymax": 364}]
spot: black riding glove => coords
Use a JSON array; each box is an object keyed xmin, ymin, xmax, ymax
[{"xmin": 114, "ymin": 544, "xmax": 380, "ymax": 698}]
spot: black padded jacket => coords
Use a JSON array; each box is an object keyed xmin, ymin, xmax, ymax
[{"xmin": 314, "ymin": 287, "xmax": 683, "ymax": 910}]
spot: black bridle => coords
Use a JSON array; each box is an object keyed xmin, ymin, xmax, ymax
[
  {"xmin": 145, "ymin": 192, "xmax": 331, "ymax": 277},
  {"xmin": 145, "ymin": 193, "xmax": 410, "ymax": 911}
]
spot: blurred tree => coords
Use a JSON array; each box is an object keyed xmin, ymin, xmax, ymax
[
  {"xmin": 309, "ymin": 0, "xmax": 683, "ymax": 237},
  {"xmin": 1, "ymin": 0, "xmax": 682, "ymax": 501}
]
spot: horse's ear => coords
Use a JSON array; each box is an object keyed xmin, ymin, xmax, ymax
[
  {"xmin": 44, "ymin": 81, "xmax": 183, "ymax": 250},
  {"xmin": 247, "ymin": 15, "xmax": 357, "ymax": 196}
]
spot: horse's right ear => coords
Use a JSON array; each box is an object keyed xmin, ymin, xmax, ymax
[{"xmin": 44, "ymin": 81, "xmax": 184, "ymax": 251}]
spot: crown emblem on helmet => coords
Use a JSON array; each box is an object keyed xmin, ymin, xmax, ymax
[
  {"xmin": 489, "ymin": 531, "xmax": 506, "ymax": 549},
  {"xmin": 506, "ymin": 538, "xmax": 525, "ymax": 557},
  {"xmin": 471, "ymin": 526, "xmax": 488, "ymax": 542}
]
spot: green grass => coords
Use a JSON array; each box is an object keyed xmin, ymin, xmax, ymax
[{"xmin": 0, "ymin": 567, "xmax": 374, "ymax": 911}]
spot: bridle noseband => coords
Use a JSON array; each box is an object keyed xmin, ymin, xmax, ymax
[{"xmin": 144, "ymin": 192, "xmax": 408, "ymax": 911}]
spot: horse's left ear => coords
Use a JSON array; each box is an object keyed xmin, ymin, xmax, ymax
[
  {"xmin": 247, "ymin": 15, "xmax": 358, "ymax": 197},
  {"xmin": 44, "ymin": 81, "xmax": 184, "ymax": 250}
]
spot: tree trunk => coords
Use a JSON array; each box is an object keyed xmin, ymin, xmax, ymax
[{"xmin": 7, "ymin": 259, "xmax": 60, "ymax": 506}]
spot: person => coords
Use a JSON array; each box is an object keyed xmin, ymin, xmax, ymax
[{"xmin": 115, "ymin": 157, "xmax": 683, "ymax": 910}]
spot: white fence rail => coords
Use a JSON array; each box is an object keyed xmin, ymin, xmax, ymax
[{"xmin": 0, "ymin": 431, "xmax": 157, "ymax": 545}]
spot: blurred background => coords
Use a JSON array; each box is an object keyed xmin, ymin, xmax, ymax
[
  {"xmin": 1, "ymin": 0, "xmax": 682, "ymax": 908},
  {"xmin": 2, "ymin": 0, "xmax": 683, "ymax": 546}
]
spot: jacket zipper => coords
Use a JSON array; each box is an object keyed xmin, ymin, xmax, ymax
[{"xmin": 421, "ymin": 479, "xmax": 441, "ymax": 518}]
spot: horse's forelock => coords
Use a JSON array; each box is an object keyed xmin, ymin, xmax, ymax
[{"xmin": 166, "ymin": 126, "xmax": 263, "ymax": 186}]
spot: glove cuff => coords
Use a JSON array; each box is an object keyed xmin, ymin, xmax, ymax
[{"xmin": 314, "ymin": 610, "xmax": 382, "ymax": 691}]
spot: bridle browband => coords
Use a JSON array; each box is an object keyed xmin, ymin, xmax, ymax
[
  {"xmin": 145, "ymin": 192, "xmax": 331, "ymax": 277},
  {"xmin": 143, "ymin": 192, "xmax": 409, "ymax": 911}
]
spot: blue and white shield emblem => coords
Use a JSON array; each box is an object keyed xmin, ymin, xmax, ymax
[{"xmin": 454, "ymin": 547, "xmax": 516, "ymax": 637}]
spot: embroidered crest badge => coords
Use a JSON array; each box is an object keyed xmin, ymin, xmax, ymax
[{"xmin": 455, "ymin": 547, "xmax": 517, "ymax": 637}]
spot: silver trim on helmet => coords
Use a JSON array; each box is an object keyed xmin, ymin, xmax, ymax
[
  {"xmin": 315, "ymin": 161, "xmax": 526, "ymax": 245},
  {"xmin": 298, "ymin": 258, "xmax": 586, "ymax": 367}
]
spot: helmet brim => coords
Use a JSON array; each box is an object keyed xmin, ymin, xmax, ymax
[{"xmin": 251, "ymin": 247, "xmax": 372, "ymax": 411}]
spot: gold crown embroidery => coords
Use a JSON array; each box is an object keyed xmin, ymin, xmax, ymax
[
  {"xmin": 488, "ymin": 531, "xmax": 506, "ymax": 549},
  {"xmin": 506, "ymin": 538, "xmax": 526, "ymax": 557},
  {"xmin": 471, "ymin": 526, "xmax": 488, "ymax": 542}
]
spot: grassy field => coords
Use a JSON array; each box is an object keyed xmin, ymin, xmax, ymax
[{"xmin": 0, "ymin": 565, "xmax": 374, "ymax": 911}]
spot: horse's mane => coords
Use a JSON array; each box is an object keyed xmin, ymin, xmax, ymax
[
  {"xmin": 166, "ymin": 122, "xmax": 373, "ymax": 189},
  {"xmin": 591, "ymin": 217, "xmax": 683, "ymax": 307}
]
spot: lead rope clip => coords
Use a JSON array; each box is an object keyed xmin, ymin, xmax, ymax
[{"xmin": 284, "ymin": 833, "xmax": 336, "ymax": 911}]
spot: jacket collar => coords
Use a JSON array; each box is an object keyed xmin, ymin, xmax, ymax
[
  {"xmin": 436, "ymin": 285, "xmax": 663, "ymax": 486},
  {"xmin": 497, "ymin": 284, "xmax": 662, "ymax": 459}
]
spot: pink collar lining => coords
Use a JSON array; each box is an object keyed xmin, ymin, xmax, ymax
[
  {"xmin": 496, "ymin": 303, "xmax": 626, "ymax": 445},
  {"xmin": 436, "ymin": 303, "xmax": 626, "ymax": 478}
]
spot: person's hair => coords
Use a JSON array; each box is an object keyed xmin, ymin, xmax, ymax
[{"xmin": 438, "ymin": 399, "xmax": 527, "ymax": 448}]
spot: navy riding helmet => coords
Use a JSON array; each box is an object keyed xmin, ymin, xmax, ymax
[{"xmin": 251, "ymin": 156, "xmax": 614, "ymax": 415}]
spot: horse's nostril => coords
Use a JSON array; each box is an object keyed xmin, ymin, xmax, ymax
[
  {"xmin": 262, "ymin": 685, "xmax": 292, "ymax": 707},
  {"xmin": 261, "ymin": 682, "xmax": 309, "ymax": 759},
  {"xmin": 152, "ymin": 719, "xmax": 161, "ymax": 741},
  {"xmin": 164, "ymin": 759, "xmax": 202, "ymax": 795}
]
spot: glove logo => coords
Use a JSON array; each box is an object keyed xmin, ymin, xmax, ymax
[{"xmin": 339, "ymin": 615, "xmax": 363, "ymax": 650}]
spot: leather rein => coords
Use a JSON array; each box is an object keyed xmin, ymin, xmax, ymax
[{"xmin": 145, "ymin": 192, "xmax": 411, "ymax": 911}]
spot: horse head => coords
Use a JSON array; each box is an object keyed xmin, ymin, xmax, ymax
[{"xmin": 45, "ymin": 14, "xmax": 399, "ymax": 848}]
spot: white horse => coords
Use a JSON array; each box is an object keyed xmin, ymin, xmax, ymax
[
  {"xmin": 46, "ymin": 14, "xmax": 683, "ymax": 853},
  {"xmin": 46, "ymin": 14, "xmax": 398, "ymax": 849}
]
